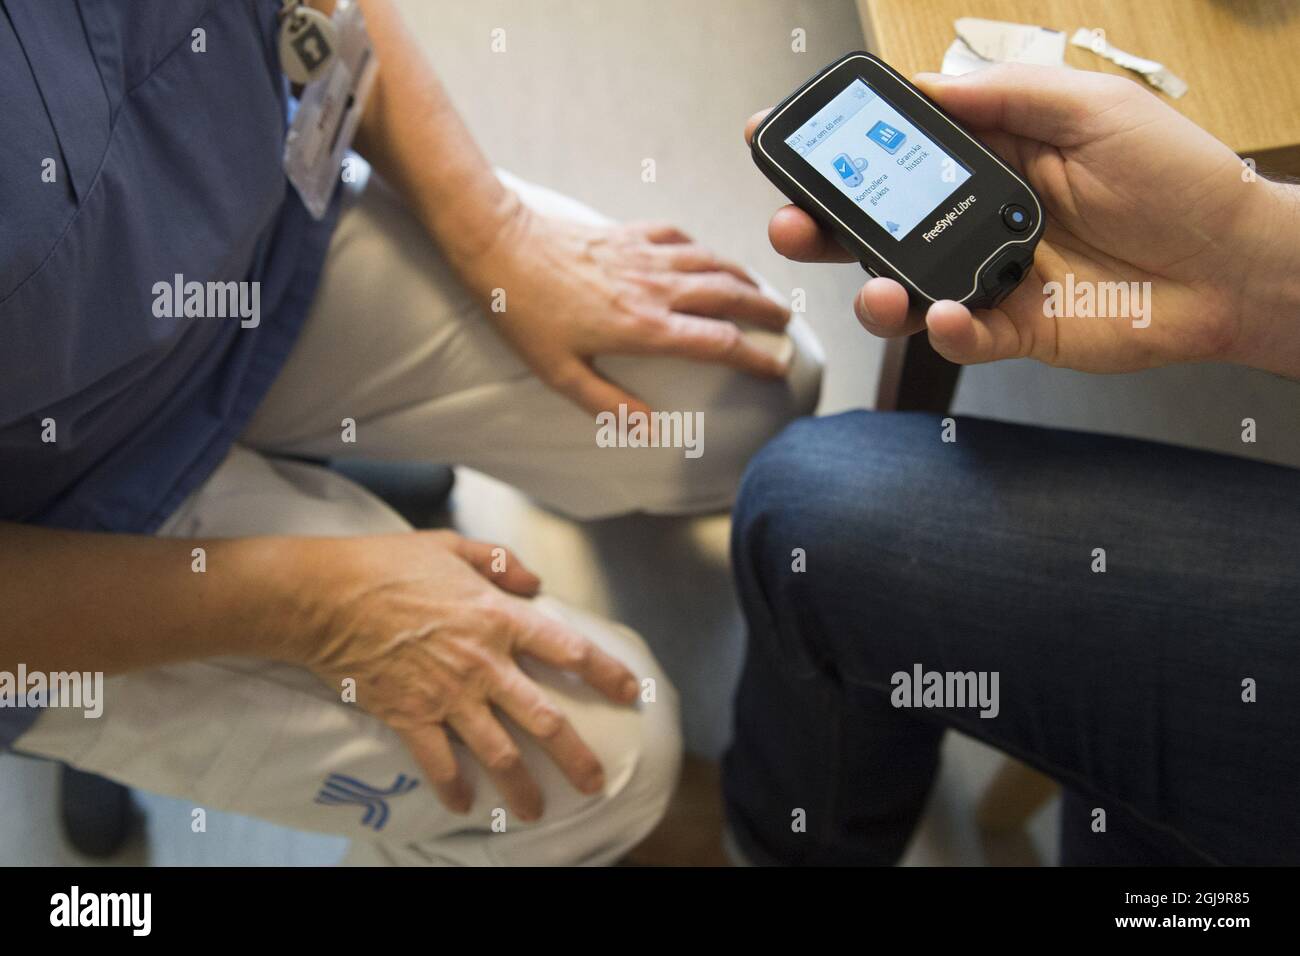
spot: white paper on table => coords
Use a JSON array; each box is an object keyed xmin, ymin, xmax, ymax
[
  {"xmin": 940, "ymin": 17, "xmax": 1067, "ymax": 75},
  {"xmin": 1069, "ymin": 27, "xmax": 1188, "ymax": 98}
]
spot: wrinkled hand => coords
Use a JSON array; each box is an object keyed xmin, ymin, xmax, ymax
[
  {"xmin": 293, "ymin": 530, "xmax": 639, "ymax": 821},
  {"xmin": 457, "ymin": 206, "xmax": 792, "ymax": 415},
  {"xmin": 750, "ymin": 63, "xmax": 1290, "ymax": 373}
]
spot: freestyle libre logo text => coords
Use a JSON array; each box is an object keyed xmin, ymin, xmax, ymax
[{"xmin": 922, "ymin": 194, "xmax": 976, "ymax": 243}]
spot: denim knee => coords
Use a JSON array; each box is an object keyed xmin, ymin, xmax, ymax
[
  {"xmin": 733, "ymin": 411, "xmax": 946, "ymax": 581},
  {"xmin": 732, "ymin": 411, "xmax": 948, "ymax": 673}
]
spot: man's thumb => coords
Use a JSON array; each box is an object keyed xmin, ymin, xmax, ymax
[{"xmin": 912, "ymin": 63, "xmax": 1129, "ymax": 147}]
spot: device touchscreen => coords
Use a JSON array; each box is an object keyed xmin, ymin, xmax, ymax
[{"xmin": 783, "ymin": 78, "xmax": 972, "ymax": 241}]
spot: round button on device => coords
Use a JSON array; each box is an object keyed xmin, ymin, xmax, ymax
[{"xmin": 1001, "ymin": 203, "xmax": 1031, "ymax": 232}]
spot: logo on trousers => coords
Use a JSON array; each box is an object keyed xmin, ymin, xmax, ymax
[{"xmin": 315, "ymin": 773, "xmax": 419, "ymax": 831}]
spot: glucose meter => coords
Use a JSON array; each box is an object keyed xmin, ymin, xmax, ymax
[{"xmin": 751, "ymin": 52, "xmax": 1044, "ymax": 309}]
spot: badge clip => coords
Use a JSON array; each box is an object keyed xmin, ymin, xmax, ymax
[
  {"xmin": 278, "ymin": 1, "xmax": 339, "ymax": 86},
  {"xmin": 282, "ymin": 0, "xmax": 379, "ymax": 219}
]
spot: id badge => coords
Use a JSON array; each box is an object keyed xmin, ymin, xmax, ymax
[{"xmin": 282, "ymin": 0, "xmax": 379, "ymax": 219}]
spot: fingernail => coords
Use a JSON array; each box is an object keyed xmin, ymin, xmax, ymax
[
  {"xmin": 582, "ymin": 771, "xmax": 606, "ymax": 795},
  {"xmin": 855, "ymin": 299, "xmax": 878, "ymax": 330},
  {"xmin": 621, "ymin": 677, "xmax": 639, "ymax": 701}
]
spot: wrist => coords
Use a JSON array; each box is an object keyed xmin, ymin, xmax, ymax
[
  {"xmin": 225, "ymin": 536, "xmax": 336, "ymax": 666},
  {"xmin": 421, "ymin": 177, "xmax": 526, "ymax": 278},
  {"xmin": 441, "ymin": 192, "xmax": 539, "ymax": 304},
  {"xmin": 1226, "ymin": 180, "xmax": 1300, "ymax": 376}
]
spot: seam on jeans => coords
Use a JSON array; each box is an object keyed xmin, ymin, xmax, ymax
[
  {"xmin": 837, "ymin": 670, "xmax": 1224, "ymax": 865},
  {"xmin": 823, "ymin": 676, "xmax": 858, "ymax": 862}
]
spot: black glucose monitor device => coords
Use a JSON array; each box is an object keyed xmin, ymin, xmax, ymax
[{"xmin": 751, "ymin": 52, "xmax": 1044, "ymax": 309}]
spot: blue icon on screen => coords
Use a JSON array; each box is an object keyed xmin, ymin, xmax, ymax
[
  {"xmin": 867, "ymin": 120, "xmax": 907, "ymax": 154},
  {"xmin": 832, "ymin": 153, "xmax": 869, "ymax": 188}
]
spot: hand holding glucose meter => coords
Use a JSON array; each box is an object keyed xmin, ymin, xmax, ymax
[{"xmin": 751, "ymin": 52, "xmax": 1043, "ymax": 310}]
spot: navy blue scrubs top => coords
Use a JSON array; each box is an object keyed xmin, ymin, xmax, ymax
[{"xmin": 0, "ymin": 0, "xmax": 342, "ymax": 746}]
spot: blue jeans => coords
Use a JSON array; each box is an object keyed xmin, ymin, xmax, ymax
[{"xmin": 723, "ymin": 412, "xmax": 1300, "ymax": 865}]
